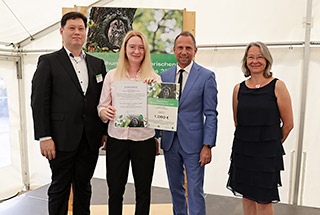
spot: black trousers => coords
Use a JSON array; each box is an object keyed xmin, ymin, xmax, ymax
[
  {"xmin": 106, "ymin": 136, "xmax": 156, "ymax": 215},
  {"xmin": 48, "ymin": 132, "xmax": 99, "ymax": 215}
]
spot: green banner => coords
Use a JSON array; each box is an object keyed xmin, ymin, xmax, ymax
[
  {"xmin": 87, "ymin": 52, "xmax": 177, "ymax": 74},
  {"xmin": 147, "ymin": 97, "xmax": 178, "ymax": 107},
  {"xmin": 151, "ymin": 54, "xmax": 177, "ymax": 75}
]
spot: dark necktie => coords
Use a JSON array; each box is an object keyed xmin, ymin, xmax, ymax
[{"xmin": 178, "ymin": 69, "xmax": 184, "ymax": 100}]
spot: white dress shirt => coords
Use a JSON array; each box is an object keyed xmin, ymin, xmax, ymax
[
  {"xmin": 64, "ymin": 47, "xmax": 89, "ymax": 95},
  {"xmin": 175, "ymin": 61, "xmax": 193, "ymax": 93}
]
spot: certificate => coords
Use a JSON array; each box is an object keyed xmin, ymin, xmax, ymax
[
  {"xmin": 147, "ymin": 82, "xmax": 179, "ymax": 131},
  {"xmin": 114, "ymin": 81, "xmax": 147, "ymax": 127}
]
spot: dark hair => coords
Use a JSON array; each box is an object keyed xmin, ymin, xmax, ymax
[
  {"xmin": 174, "ymin": 31, "xmax": 196, "ymax": 48},
  {"xmin": 61, "ymin": 12, "xmax": 87, "ymax": 28}
]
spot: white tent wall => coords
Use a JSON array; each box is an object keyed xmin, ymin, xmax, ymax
[
  {"xmin": 0, "ymin": 59, "xmax": 23, "ymax": 198},
  {"xmin": 23, "ymin": 30, "xmax": 62, "ymax": 187},
  {"xmin": 301, "ymin": 47, "xmax": 320, "ymax": 207},
  {"xmin": 311, "ymin": 2, "xmax": 320, "ymax": 41},
  {"xmin": 0, "ymin": 0, "xmax": 319, "ymax": 209}
]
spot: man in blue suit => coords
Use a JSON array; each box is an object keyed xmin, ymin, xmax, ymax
[{"xmin": 160, "ymin": 31, "xmax": 218, "ymax": 215}]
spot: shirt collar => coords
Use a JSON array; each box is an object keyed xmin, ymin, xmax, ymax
[
  {"xmin": 176, "ymin": 61, "xmax": 193, "ymax": 74},
  {"xmin": 125, "ymin": 70, "xmax": 141, "ymax": 80},
  {"xmin": 64, "ymin": 46, "xmax": 86, "ymax": 59}
]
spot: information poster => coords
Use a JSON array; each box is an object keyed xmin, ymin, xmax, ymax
[
  {"xmin": 114, "ymin": 81, "xmax": 147, "ymax": 127},
  {"xmin": 85, "ymin": 7, "xmax": 183, "ymax": 74},
  {"xmin": 147, "ymin": 82, "xmax": 179, "ymax": 131}
]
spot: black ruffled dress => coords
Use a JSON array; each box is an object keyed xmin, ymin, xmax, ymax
[{"xmin": 227, "ymin": 78, "xmax": 285, "ymax": 204}]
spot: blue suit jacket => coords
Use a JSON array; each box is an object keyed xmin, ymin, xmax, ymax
[{"xmin": 160, "ymin": 62, "xmax": 218, "ymax": 154}]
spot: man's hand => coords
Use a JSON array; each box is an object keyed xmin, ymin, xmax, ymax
[
  {"xmin": 155, "ymin": 138, "xmax": 160, "ymax": 156},
  {"xmin": 101, "ymin": 135, "xmax": 108, "ymax": 150},
  {"xmin": 40, "ymin": 139, "xmax": 56, "ymax": 160},
  {"xmin": 199, "ymin": 145, "xmax": 212, "ymax": 166}
]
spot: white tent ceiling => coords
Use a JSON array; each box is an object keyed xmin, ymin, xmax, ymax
[
  {"xmin": 2, "ymin": 0, "xmax": 318, "ymax": 50},
  {"xmin": 0, "ymin": 0, "xmax": 115, "ymax": 48},
  {"xmin": 0, "ymin": 0, "xmax": 59, "ymax": 44}
]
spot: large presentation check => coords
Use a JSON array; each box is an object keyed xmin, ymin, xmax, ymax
[{"xmin": 147, "ymin": 82, "xmax": 179, "ymax": 131}]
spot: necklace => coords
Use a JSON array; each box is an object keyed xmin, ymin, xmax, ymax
[{"xmin": 255, "ymin": 84, "xmax": 261, "ymax": 88}]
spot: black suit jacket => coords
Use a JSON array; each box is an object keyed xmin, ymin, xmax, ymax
[{"xmin": 31, "ymin": 48, "xmax": 106, "ymax": 151}]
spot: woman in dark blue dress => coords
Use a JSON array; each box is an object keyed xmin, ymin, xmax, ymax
[{"xmin": 227, "ymin": 42, "xmax": 294, "ymax": 215}]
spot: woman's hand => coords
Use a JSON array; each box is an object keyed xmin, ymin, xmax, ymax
[
  {"xmin": 144, "ymin": 77, "xmax": 157, "ymax": 84},
  {"xmin": 100, "ymin": 105, "xmax": 116, "ymax": 121}
]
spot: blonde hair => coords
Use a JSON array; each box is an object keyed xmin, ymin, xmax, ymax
[
  {"xmin": 241, "ymin": 41, "xmax": 273, "ymax": 78},
  {"xmin": 114, "ymin": 30, "xmax": 157, "ymax": 80}
]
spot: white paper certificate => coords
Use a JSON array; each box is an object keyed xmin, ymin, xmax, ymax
[
  {"xmin": 114, "ymin": 81, "xmax": 147, "ymax": 127},
  {"xmin": 147, "ymin": 82, "xmax": 179, "ymax": 131}
]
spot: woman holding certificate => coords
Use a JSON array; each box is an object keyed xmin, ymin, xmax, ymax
[{"xmin": 97, "ymin": 30, "xmax": 160, "ymax": 215}]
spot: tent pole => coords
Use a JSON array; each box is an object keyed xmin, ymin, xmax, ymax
[
  {"xmin": 292, "ymin": 0, "xmax": 313, "ymax": 205},
  {"xmin": 197, "ymin": 41, "xmax": 304, "ymax": 49},
  {"xmin": 16, "ymin": 55, "xmax": 30, "ymax": 191}
]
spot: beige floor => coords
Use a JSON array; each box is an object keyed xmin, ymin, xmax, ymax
[
  {"xmin": 90, "ymin": 204, "xmax": 173, "ymax": 215},
  {"xmin": 2, "ymin": 179, "xmax": 320, "ymax": 215}
]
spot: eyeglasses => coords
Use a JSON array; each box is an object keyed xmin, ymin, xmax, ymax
[
  {"xmin": 127, "ymin": 45, "xmax": 145, "ymax": 52},
  {"xmin": 247, "ymin": 56, "xmax": 265, "ymax": 61}
]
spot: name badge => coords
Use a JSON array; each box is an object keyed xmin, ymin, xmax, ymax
[{"xmin": 96, "ymin": 74, "xmax": 103, "ymax": 83}]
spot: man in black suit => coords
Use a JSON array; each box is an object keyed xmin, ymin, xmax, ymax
[{"xmin": 31, "ymin": 12, "xmax": 107, "ymax": 215}]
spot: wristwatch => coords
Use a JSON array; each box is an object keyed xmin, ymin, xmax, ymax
[{"xmin": 204, "ymin": 144, "xmax": 213, "ymax": 149}]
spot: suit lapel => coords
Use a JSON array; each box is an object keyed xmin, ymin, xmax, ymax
[
  {"xmin": 56, "ymin": 48, "xmax": 83, "ymax": 94},
  {"xmin": 170, "ymin": 66, "xmax": 177, "ymax": 83},
  {"xmin": 179, "ymin": 62, "xmax": 200, "ymax": 106}
]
